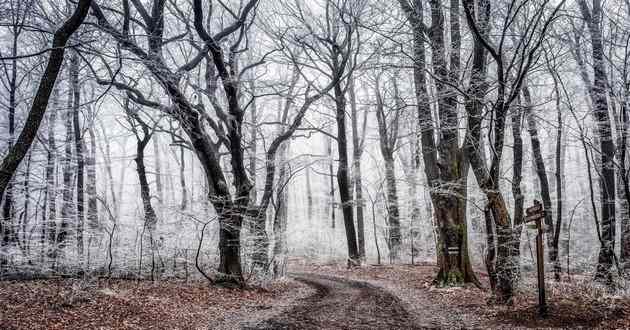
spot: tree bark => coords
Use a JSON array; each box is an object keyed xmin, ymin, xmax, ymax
[
  {"xmin": 45, "ymin": 89, "xmax": 59, "ymax": 260},
  {"xmin": 578, "ymin": 0, "xmax": 616, "ymax": 285},
  {"xmin": 397, "ymin": 0, "xmax": 477, "ymax": 285},
  {"xmin": 374, "ymin": 77, "xmax": 402, "ymax": 263},
  {"xmin": 272, "ymin": 141, "xmax": 290, "ymax": 277},
  {"xmin": 70, "ymin": 52, "xmax": 85, "ymax": 257},
  {"xmin": 86, "ymin": 104, "xmax": 99, "ymax": 247},
  {"xmin": 349, "ymin": 73, "xmax": 367, "ymax": 261},
  {"xmin": 333, "ymin": 80, "xmax": 360, "ymax": 265},
  {"xmin": 511, "ymin": 98, "xmax": 524, "ymax": 285}
]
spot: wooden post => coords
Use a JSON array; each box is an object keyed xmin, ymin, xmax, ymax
[
  {"xmin": 535, "ymin": 217, "xmax": 547, "ymax": 316},
  {"xmin": 525, "ymin": 200, "xmax": 547, "ymax": 317}
]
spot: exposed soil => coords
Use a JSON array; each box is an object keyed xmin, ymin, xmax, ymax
[
  {"xmin": 245, "ymin": 273, "xmax": 422, "ymax": 330},
  {"xmin": 290, "ymin": 262, "xmax": 630, "ymax": 329}
]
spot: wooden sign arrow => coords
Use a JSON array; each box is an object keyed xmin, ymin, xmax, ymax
[
  {"xmin": 526, "ymin": 201, "xmax": 543, "ymax": 215},
  {"xmin": 524, "ymin": 211, "xmax": 545, "ymax": 223}
]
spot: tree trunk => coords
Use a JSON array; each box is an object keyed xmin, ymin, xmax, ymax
[
  {"xmin": 70, "ymin": 53, "xmax": 85, "ymax": 257},
  {"xmin": 45, "ymin": 89, "xmax": 59, "ymax": 259},
  {"xmin": 384, "ymin": 156, "xmax": 401, "ymax": 262},
  {"xmin": 461, "ymin": 0, "xmax": 513, "ymax": 301},
  {"xmin": 152, "ymin": 135, "xmax": 164, "ymax": 205},
  {"xmin": 86, "ymin": 105, "xmax": 99, "ymax": 248},
  {"xmin": 578, "ymin": 0, "xmax": 616, "ymax": 285},
  {"xmin": 523, "ymin": 84, "xmax": 554, "ymax": 244},
  {"xmin": 178, "ymin": 145, "xmax": 188, "ymax": 211},
  {"xmin": 272, "ymin": 141, "xmax": 290, "ymax": 277},
  {"xmin": 333, "ymin": 81, "xmax": 359, "ymax": 265},
  {"xmin": 552, "ymin": 72, "xmax": 565, "ymax": 280},
  {"xmin": 327, "ymin": 136, "xmax": 336, "ymax": 229},
  {"xmin": 135, "ymin": 137, "xmax": 158, "ymax": 278},
  {"xmin": 511, "ymin": 99, "xmax": 524, "ymax": 285},
  {"xmin": 57, "ymin": 67, "xmax": 75, "ymax": 259},
  {"xmin": 349, "ymin": 74, "xmax": 367, "ymax": 262},
  {"xmin": 306, "ymin": 166, "xmax": 314, "ymax": 223}
]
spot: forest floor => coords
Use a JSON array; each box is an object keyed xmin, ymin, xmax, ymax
[
  {"xmin": 2, "ymin": 263, "xmax": 630, "ymax": 329},
  {"xmin": 287, "ymin": 262, "xmax": 630, "ymax": 329},
  {"xmin": 0, "ymin": 276, "xmax": 313, "ymax": 330}
]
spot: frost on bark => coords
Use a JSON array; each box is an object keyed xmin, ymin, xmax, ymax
[
  {"xmin": 374, "ymin": 75, "xmax": 402, "ymax": 263},
  {"xmin": 578, "ymin": 0, "xmax": 617, "ymax": 285},
  {"xmin": 398, "ymin": 0, "xmax": 477, "ymax": 285}
]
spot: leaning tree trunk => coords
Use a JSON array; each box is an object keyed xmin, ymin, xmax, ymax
[{"xmin": 523, "ymin": 84, "xmax": 555, "ymax": 256}]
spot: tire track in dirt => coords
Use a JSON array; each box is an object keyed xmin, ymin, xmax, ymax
[{"xmin": 245, "ymin": 273, "xmax": 426, "ymax": 330}]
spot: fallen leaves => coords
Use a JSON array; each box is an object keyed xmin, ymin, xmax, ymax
[{"xmin": 0, "ymin": 277, "xmax": 307, "ymax": 330}]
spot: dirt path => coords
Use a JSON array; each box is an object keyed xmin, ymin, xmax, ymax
[{"xmin": 245, "ymin": 273, "xmax": 424, "ymax": 330}]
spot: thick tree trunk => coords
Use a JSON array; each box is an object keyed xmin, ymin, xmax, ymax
[{"xmin": 578, "ymin": 0, "xmax": 616, "ymax": 285}]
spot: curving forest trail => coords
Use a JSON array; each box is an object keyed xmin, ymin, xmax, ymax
[{"xmin": 246, "ymin": 273, "xmax": 423, "ymax": 330}]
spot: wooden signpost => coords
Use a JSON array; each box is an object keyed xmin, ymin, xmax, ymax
[{"xmin": 525, "ymin": 200, "xmax": 547, "ymax": 317}]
